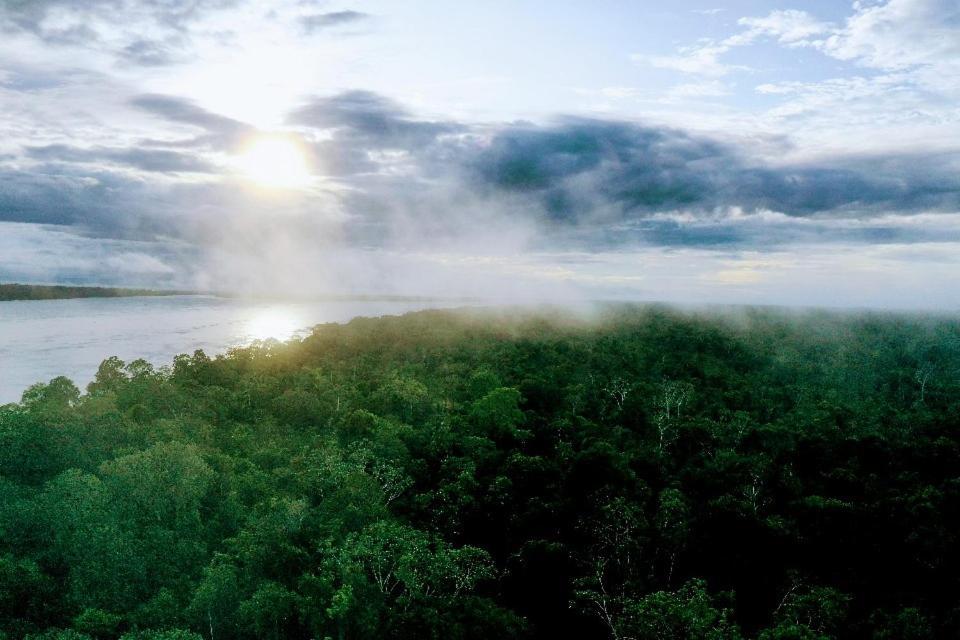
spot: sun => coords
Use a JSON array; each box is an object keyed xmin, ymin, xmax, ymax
[{"xmin": 235, "ymin": 136, "xmax": 312, "ymax": 188}]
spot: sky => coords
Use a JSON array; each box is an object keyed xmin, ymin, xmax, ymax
[{"xmin": 1, "ymin": 0, "xmax": 959, "ymax": 308}]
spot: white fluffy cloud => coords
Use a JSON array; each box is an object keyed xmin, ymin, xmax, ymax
[
  {"xmin": 733, "ymin": 9, "xmax": 832, "ymax": 46},
  {"xmin": 824, "ymin": 0, "xmax": 960, "ymax": 72},
  {"xmin": 632, "ymin": 1, "xmax": 960, "ymax": 155}
]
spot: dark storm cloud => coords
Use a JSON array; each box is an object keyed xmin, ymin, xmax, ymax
[
  {"xmin": 468, "ymin": 121, "xmax": 720, "ymax": 221},
  {"xmin": 465, "ymin": 119, "xmax": 960, "ymax": 222},
  {"xmin": 0, "ymin": 166, "xmax": 155, "ymax": 230},
  {"xmin": 285, "ymin": 93, "xmax": 960, "ymax": 234},
  {"xmin": 0, "ymin": 171, "xmax": 87, "ymax": 226},
  {"xmin": 300, "ymin": 10, "xmax": 369, "ymax": 33}
]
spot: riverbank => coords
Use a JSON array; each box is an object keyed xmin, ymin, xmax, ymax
[{"xmin": 0, "ymin": 283, "xmax": 192, "ymax": 301}]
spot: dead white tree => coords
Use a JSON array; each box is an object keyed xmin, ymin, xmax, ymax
[
  {"xmin": 656, "ymin": 380, "xmax": 694, "ymax": 420},
  {"xmin": 915, "ymin": 363, "xmax": 936, "ymax": 403},
  {"xmin": 653, "ymin": 380, "xmax": 694, "ymax": 452},
  {"xmin": 603, "ymin": 378, "xmax": 632, "ymax": 411}
]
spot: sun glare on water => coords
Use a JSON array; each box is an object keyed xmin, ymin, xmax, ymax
[
  {"xmin": 235, "ymin": 136, "xmax": 312, "ymax": 188},
  {"xmin": 245, "ymin": 309, "xmax": 304, "ymax": 342}
]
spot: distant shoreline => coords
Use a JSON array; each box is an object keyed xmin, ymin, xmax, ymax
[
  {"xmin": 0, "ymin": 282, "xmax": 480, "ymax": 304},
  {"xmin": 0, "ymin": 283, "xmax": 193, "ymax": 301}
]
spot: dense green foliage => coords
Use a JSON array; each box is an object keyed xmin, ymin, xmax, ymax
[
  {"xmin": 2, "ymin": 305, "xmax": 959, "ymax": 639},
  {"xmin": 0, "ymin": 284, "xmax": 187, "ymax": 301}
]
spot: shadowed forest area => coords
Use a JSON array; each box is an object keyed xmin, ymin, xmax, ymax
[{"xmin": 1, "ymin": 305, "xmax": 959, "ymax": 639}]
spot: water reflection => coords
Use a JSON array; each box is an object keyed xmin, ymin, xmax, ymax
[
  {"xmin": 244, "ymin": 307, "xmax": 306, "ymax": 342},
  {"xmin": 0, "ymin": 296, "xmax": 452, "ymax": 403}
]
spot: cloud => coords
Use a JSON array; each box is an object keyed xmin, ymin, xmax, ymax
[
  {"xmin": 6, "ymin": 90, "xmax": 959, "ymax": 250},
  {"xmin": 131, "ymin": 93, "xmax": 245, "ymax": 132},
  {"xmin": 628, "ymin": 0, "xmax": 960, "ymax": 156},
  {"xmin": 26, "ymin": 144, "xmax": 216, "ymax": 173},
  {"xmin": 0, "ymin": 0, "xmax": 238, "ymax": 36},
  {"xmin": 634, "ymin": 9, "xmax": 829, "ymax": 77},
  {"xmin": 0, "ymin": 0, "xmax": 239, "ymax": 70},
  {"xmin": 720, "ymin": 0, "xmax": 959, "ymax": 79},
  {"xmin": 823, "ymin": 0, "xmax": 960, "ymax": 71},
  {"xmin": 0, "ymin": 221, "xmax": 189, "ymax": 287},
  {"xmin": 130, "ymin": 93, "xmax": 253, "ymax": 148},
  {"xmin": 730, "ymin": 2, "xmax": 960, "ymax": 150},
  {"xmin": 286, "ymin": 93, "xmax": 960, "ymax": 255},
  {"xmin": 461, "ymin": 118, "xmax": 960, "ymax": 223},
  {"xmin": 639, "ymin": 0, "xmax": 960, "ymax": 99},
  {"xmin": 731, "ymin": 0, "xmax": 960, "ymax": 85},
  {"xmin": 289, "ymin": 90, "xmax": 459, "ymax": 145},
  {"xmin": 633, "ymin": 43, "xmax": 745, "ymax": 77},
  {"xmin": 0, "ymin": 163, "xmax": 195, "ymax": 237},
  {"xmin": 288, "ymin": 90, "xmax": 463, "ymax": 177},
  {"xmin": 2, "ymin": 87, "xmax": 959, "ymax": 303},
  {"xmin": 692, "ymin": 8, "xmax": 725, "ymax": 16},
  {"xmin": 732, "ymin": 9, "xmax": 831, "ymax": 47},
  {"xmin": 121, "ymin": 38, "xmax": 183, "ymax": 67},
  {"xmin": 300, "ymin": 10, "xmax": 369, "ymax": 33}
]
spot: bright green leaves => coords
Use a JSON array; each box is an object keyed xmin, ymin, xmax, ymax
[
  {"xmin": 99, "ymin": 442, "xmax": 214, "ymax": 530},
  {"xmin": 470, "ymin": 387, "xmax": 526, "ymax": 441}
]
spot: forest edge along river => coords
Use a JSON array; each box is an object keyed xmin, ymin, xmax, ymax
[{"xmin": 0, "ymin": 295, "xmax": 454, "ymax": 404}]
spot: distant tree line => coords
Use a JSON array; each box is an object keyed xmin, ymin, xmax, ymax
[
  {"xmin": 0, "ymin": 284, "xmax": 188, "ymax": 301},
  {"xmin": 1, "ymin": 305, "xmax": 958, "ymax": 639}
]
